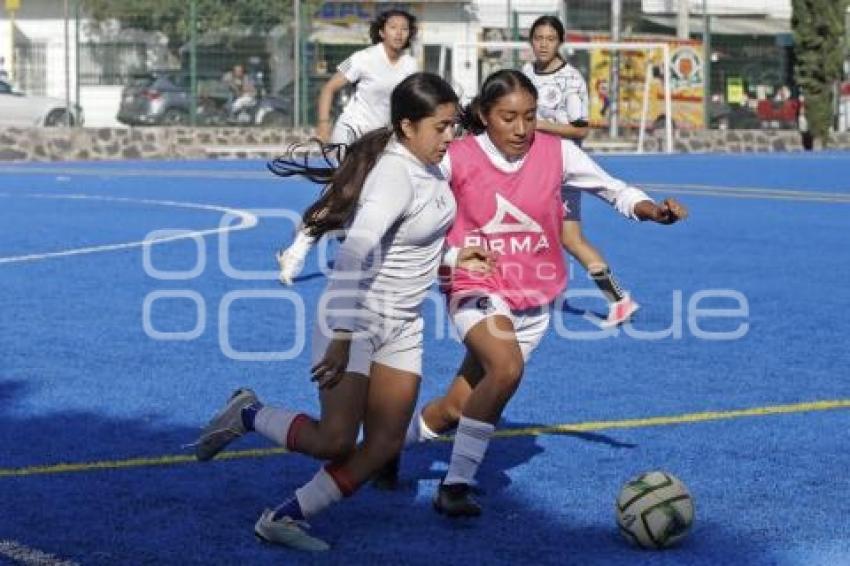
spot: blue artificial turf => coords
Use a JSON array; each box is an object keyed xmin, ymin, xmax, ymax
[{"xmin": 1, "ymin": 152, "xmax": 849, "ymax": 564}]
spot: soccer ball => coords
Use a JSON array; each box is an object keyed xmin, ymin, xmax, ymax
[{"xmin": 615, "ymin": 471, "xmax": 695, "ymax": 549}]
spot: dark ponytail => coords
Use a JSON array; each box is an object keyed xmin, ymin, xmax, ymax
[
  {"xmin": 460, "ymin": 69, "xmax": 538, "ymax": 135},
  {"xmin": 269, "ymin": 72, "xmax": 458, "ymax": 240},
  {"xmin": 267, "ymin": 140, "xmax": 344, "ymax": 184}
]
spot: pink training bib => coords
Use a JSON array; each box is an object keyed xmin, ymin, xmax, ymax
[{"xmin": 445, "ymin": 133, "xmax": 567, "ymax": 310}]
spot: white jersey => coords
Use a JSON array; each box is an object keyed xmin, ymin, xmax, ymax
[
  {"xmin": 323, "ymin": 137, "xmax": 456, "ymax": 331},
  {"xmin": 522, "ymin": 60, "xmax": 589, "ymax": 125},
  {"xmin": 334, "ymin": 44, "xmax": 419, "ymax": 141}
]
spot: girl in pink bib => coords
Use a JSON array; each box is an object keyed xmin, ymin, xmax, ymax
[{"xmin": 385, "ymin": 69, "xmax": 689, "ymax": 515}]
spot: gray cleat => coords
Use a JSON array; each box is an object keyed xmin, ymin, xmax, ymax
[
  {"xmin": 195, "ymin": 388, "xmax": 258, "ymax": 461},
  {"xmin": 254, "ymin": 509, "xmax": 330, "ymax": 552}
]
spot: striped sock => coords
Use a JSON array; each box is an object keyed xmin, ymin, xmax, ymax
[
  {"xmin": 590, "ymin": 266, "xmax": 626, "ymax": 303},
  {"xmin": 443, "ymin": 416, "xmax": 495, "ymax": 486}
]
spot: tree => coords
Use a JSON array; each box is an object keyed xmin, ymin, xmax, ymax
[{"xmin": 792, "ymin": 0, "xmax": 849, "ymax": 147}]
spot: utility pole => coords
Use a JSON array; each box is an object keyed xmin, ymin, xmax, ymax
[
  {"xmin": 294, "ymin": 0, "xmax": 300, "ymax": 127},
  {"xmin": 189, "ymin": 0, "xmax": 197, "ymax": 126},
  {"xmin": 6, "ymin": 0, "xmax": 20, "ymax": 82},
  {"xmin": 609, "ymin": 0, "xmax": 621, "ymax": 137},
  {"xmin": 703, "ymin": 0, "xmax": 711, "ymax": 128},
  {"xmin": 677, "ymin": 0, "xmax": 690, "ymax": 39},
  {"xmin": 64, "ymin": 0, "xmax": 71, "ymax": 126},
  {"xmin": 75, "ymin": 0, "xmax": 80, "ymax": 117}
]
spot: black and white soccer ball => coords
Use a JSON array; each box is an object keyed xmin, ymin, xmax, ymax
[{"xmin": 615, "ymin": 471, "xmax": 695, "ymax": 549}]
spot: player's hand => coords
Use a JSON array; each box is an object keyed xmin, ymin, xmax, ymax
[
  {"xmin": 457, "ymin": 246, "xmax": 497, "ymax": 274},
  {"xmin": 311, "ymin": 331, "xmax": 351, "ymax": 389},
  {"xmin": 636, "ymin": 198, "xmax": 688, "ymax": 224},
  {"xmin": 653, "ymin": 198, "xmax": 688, "ymax": 224}
]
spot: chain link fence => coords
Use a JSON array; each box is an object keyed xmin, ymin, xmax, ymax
[{"xmin": 0, "ymin": 0, "xmax": 847, "ymax": 133}]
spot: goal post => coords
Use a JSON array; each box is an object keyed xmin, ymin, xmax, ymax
[{"xmin": 448, "ymin": 40, "xmax": 674, "ymax": 154}]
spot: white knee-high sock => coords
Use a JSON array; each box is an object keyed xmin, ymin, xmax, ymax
[
  {"xmin": 288, "ymin": 227, "xmax": 315, "ymax": 260},
  {"xmin": 253, "ymin": 406, "xmax": 305, "ymax": 448},
  {"xmin": 443, "ymin": 416, "xmax": 494, "ymax": 486},
  {"xmin": 295, "ymin": 464, "xmax": 354, "ymax": 519},
  {"xmin": 404, "ymin": 410, "xmax": 441, "ymax": 448}
]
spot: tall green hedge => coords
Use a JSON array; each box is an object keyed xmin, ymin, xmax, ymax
[{"xmin": 792, "ymin": 0, "xmax": 849, "ymax": 146}]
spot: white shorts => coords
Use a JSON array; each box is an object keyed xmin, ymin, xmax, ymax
[
  {"xmin": 561, "ymin": 186, "xmax": 582, "ymax": 222},
  {"xmin": 450, "ymin": 293, "xmax": 551, "ymax": 362},
  {"xmin": 311, "ymin": 315, "xmax": 424, "ymax": 377}
]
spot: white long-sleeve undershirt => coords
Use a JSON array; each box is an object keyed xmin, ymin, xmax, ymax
[{"xmin": 322, "ymin": 138, "xmax": 455, "ymax": 331}]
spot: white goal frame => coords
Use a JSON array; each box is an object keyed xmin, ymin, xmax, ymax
[{"xmin": 449, "ymin": 41, "xmax": 674, "ymax": 154}]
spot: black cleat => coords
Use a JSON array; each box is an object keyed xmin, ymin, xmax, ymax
[
  {"xmin": 433, "ymin": 482, "xmax": 482, "ymax": 517},
  {"xmin": 372, "ymin": 456, "xmax": 401, "ymax": 491}
]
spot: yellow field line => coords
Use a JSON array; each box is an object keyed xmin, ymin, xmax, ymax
[{"xmin": 2, "ymin": 399, "xmax": 849, "ymax": 479}]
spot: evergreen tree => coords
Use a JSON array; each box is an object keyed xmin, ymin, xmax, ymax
[{"xmin": 792, "ymin": 0, "xmax": 849, "ymax": 146}]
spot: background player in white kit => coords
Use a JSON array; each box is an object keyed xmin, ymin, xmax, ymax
[
  {"xmin": 523, "ymin": 15, "xmax": 639, "ymax": 327},
  {"xmin": 276, "ymin": 9, "xmax": 420, "ymax": 284},
  {"xmin": 193, "ymin": 73, "xmax": 493, "ymax": 551}
]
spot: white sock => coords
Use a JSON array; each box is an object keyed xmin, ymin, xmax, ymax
[
  {"xmin": 404, "ymin": 410, "xmax": 441, "ymax": 448},
  {"xmin": 253, "ymin": 406, "xmax": 300, "ymax": 447},
  {"xmin": 443, "ymin": 416, "xmax": 494, "ymax": 486},
  {"xmin": 288, "ymin": 226, "xmax": 315, "ymax": 260},
  {"xmin": 295, "ymin": 466, "xmax": 344, "ymax": 519}
]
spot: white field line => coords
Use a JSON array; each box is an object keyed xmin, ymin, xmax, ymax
[
  {"xmin": 641, "ymin": 183, "xmax": 850, "ymax": 203},
  {"xmin": 0, "ymin": 193, "xmax": 257, "ymax": 264}
]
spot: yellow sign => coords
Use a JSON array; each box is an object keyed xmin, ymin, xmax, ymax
[
  {"xmin": 5, "ymin": 0, "xmax": 20, "ymax": 11},
  {"xmin": 726, "ymin": 77, "xmax": 745, "ymax": 105}
]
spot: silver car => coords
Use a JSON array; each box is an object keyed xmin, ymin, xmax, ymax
[{"xmin": 0, "ymin": 79, "xmax": 84, "ymax": 127}]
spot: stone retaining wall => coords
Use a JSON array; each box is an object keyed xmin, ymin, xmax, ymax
[
  {"xmin": 0, "ymin": 127, "xmax": 311, "ymax": 162},
  {"xmin": 1, "ymin": 126, "xmax": 849, "ymax": 162}
]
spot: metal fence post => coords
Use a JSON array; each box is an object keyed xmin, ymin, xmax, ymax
[
  {"xmin": 189, "ymin": 0, "xmax": 198, "ymax": 126},
  {"xmin": 64, "ymin": 0, "xmax": 71, "ymax": 127},
  {"xmin": 294, "ymin": 0, "xmax": 301, "ymax": 128},
  {"xmin": 704, "ymin": 0, "xmax": 711, "ymax": 129},
  {"xmin": 75, "ymin": 0, "xmax": 80, "ymax": 123},
  {"xmin": 609, "ymin": 0, "xmax": 621, "ymax": 138}
]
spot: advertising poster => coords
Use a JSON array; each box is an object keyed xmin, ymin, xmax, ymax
[{"xmin": 586, "ymin": 36, "xmax": 705, "ymax": 130}]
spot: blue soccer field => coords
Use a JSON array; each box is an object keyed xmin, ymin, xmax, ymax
[{"xmin": 1, "ymin": 152, "xmax": 849, "ymax": 565}]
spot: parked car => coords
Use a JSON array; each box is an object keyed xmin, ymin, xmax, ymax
[
  {"xmin": 117, "ymin": 70, "xmax": 293, "ymax": 127},
  {"xmin": 0, "ymin": 79, "xmax": 84, "ymax": 127}
]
